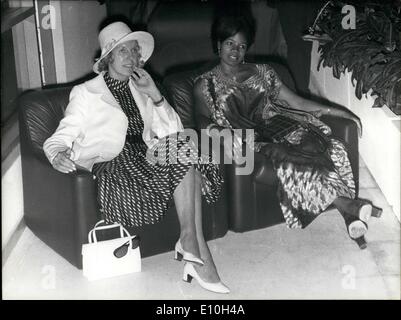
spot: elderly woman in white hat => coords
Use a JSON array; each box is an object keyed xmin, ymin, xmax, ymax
[{"xmin": 43, "ymin": 22, "xmax": 229, "ymax": 294}]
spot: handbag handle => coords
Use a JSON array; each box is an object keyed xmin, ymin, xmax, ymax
[
  {"xmin": 88, "ymin": 220, "xmax": 133, "ymax": 250},
  {"xmin": 90, "ymin": 220, "xmax": 124, "ymax": 241}
]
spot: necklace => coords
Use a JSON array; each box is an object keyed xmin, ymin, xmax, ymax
[{"xmin": 216, "ymin": 65, "xmax": 239, "ymax": 83}]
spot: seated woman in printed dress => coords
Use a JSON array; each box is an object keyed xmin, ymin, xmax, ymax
[
  {"xmin": 43, "ymin": 21, "xmax": 229, "ymax": 294},
  {"xmin": 194, "ymin": 15, "xmax": 382, "ymax": 249}
]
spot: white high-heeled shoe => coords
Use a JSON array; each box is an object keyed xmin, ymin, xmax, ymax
[
  {"xmin": 182, "ymin": 262, "xmax": 230, "ymax": 294},
  {"xmin": 174, "ymin": 240, "xmax": 204, "ymax": 266}
]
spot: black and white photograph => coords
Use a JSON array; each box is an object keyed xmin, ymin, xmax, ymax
[{"xmin": 2, "ymin": 0, "xmax": 400, "ymax": 303}]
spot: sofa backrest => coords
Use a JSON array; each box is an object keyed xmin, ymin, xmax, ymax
[
  {"xmin": 18, "ymin": 87, "xmax": 72, "ymax": 155},
  {"xmin": 146, "ymin": 1, "xmax": 286, "ymax": 78}
]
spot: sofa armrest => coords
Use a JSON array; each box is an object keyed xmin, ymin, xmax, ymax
[
  {"xmin": 20, "ymin": 139, "xmax": 100, "ymax": 268},
  {"xmin": 227, "ymin": 115, "xmax": 359, "ymax": 190},
  {"xmin": 320, "ymin": 115, "xmax": 357, "ymax": 144}
]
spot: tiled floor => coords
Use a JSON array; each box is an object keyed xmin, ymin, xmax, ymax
[{"xmin": 2, "ymin": 157, "xmax": 400, "ymax": 300}]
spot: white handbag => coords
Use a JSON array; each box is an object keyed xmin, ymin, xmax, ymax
[{"xmin": 82, "ymin": 220, "xmax": 141, "ymax": 281}]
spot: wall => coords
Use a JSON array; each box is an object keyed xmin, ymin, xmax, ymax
[
  {"xmin": 2, "ymin": 147, "xmax": 24, "ymax": 250},
  {"xmin": 2, "ymin": 10, "xmax": 40, "ymax": 251},
  {"xmin": 276, "ymin": 0, "xmax": 321, "ymax": 97},
  {"xmin": 13, "ymin": 15, "xmax": 42, "ymax": 91},
  {"xmin": 52, "ymin": 0, "xmax": 107, "ymax": 83},
  {"xmin": 309, "ymin": 41, "xmax": 401, "ymax": 220}
]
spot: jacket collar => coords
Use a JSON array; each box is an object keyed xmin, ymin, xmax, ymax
[
  {"xmin": 84, "ymin": 73, "xmax": 147, "ymax": 110},
  {"xmin": 84, "ymin": 73, "xmax": 120, "ymax": 107}
]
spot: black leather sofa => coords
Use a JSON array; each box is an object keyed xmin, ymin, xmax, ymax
[
  {"xmin": 18, "ymin": 87, "xmax": 229, "ymax": 269},
  {"xmin": 18, "ymin": 1, "xmax": 359, "ymax": 269},
  {"xmin": 162, "ymin": 64, "xmax": 359, "ymax": 233},
  {"xmin": 147, "ymin": 2, "xmax": 359, "ymax": 232}
]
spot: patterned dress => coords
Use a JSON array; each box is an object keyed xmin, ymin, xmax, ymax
[
  {"xmin": 198, "ymin": 64, "xmax": 355, "ymax": 228},
  {"xmin": 92, "ymin": 72, "xmax": 223, "ymax": 227}
]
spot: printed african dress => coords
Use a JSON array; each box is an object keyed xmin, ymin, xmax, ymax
[
  {"xmin": 198, "ymin": 64, "xmax": 355, "ymax": 228},
  {"xmin": 92, "ymin": 72, "xmax": 223, "ymax": 227}
]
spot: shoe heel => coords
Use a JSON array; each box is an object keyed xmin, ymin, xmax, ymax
[
  {"xmin": 354, "ymin": 236, "xmax": 367, "ymax": 250},
  {"xmin": 348, "ymin": 220, "xmax": 368, "ymax": 239},
  {"xmin": 174, "ymin": 251, "xmax": 183, "ymax": 261},
  {"xmin": 183, "ymin": 273, "xmax": 193, "ymax": 283},
  {"xmin": 371, "ymin": 206, "xmax": 382, "ymax": 218}
]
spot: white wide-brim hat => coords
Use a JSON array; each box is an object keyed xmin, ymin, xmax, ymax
[{"xmin": 93, "ymin": 21, "xmax": 154, "ymax": 74}]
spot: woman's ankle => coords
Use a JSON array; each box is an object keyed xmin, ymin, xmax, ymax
[
  {"xmin": 179, "ymin": 232, "xmax": 200, "ymax": 255},
  {"xmin": 333, "ymin": 196, "xmax": 350, "ymax": 207}
]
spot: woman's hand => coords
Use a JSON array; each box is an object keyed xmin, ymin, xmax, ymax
[
  {"xmin": 52, "ymin": 148, "xmax": 76, "ymax": 173},
  {"xmin": 130, "ymin": 68, "xmax": 162, "ymax": 103}
]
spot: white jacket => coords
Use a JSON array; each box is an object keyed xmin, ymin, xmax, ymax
[{"xmin": 43, "ymin": 73, "xmax": 184, "ymax": 171}]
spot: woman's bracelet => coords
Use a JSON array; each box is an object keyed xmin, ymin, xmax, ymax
[{"xmin": 153, "ymin": 96, "xmax": 164, "ymax": 106}]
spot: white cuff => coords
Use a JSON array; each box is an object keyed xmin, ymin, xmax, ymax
[{"xmin": 43, "ymin": 141, "xmax": 70, "ymax": 165}]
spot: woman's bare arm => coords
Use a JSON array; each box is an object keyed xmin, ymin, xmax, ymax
[{"xmin": 277, "ymin": 83, "xmax": 362, "ymax": 137}]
